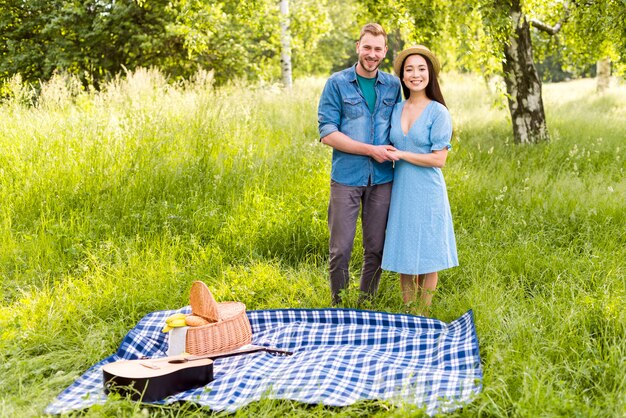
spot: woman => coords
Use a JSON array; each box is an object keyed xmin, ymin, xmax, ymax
[{"xmin": 381, "ymin": 45, "xmax": 458, "ymax": 315}]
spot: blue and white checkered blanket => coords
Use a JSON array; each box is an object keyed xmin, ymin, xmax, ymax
[{"xmin": 45, "ymin": 308, "xmax": 482, "ymax": 415}]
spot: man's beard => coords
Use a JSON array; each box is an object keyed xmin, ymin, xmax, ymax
[{"xmin": 359, "ymin": 57, "xmax": 380, "ymax": 73}]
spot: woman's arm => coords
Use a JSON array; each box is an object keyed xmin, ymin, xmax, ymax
[
  {"xmin": 321, "ymin": 131, "xmax": 399, "ymax": 163},
  {"xmin": 392, "ymin": 148, "xmax": 449, "ymax": 168}
]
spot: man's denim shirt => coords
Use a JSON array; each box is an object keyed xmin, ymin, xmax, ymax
[{"xmin": 318, "ymin": 64, "xmax": 402, "ymax": 187}]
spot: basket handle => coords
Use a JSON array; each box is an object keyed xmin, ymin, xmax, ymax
[{"xmin": 189, "ymin": 281, "xmax": 220, "ymax": 322}]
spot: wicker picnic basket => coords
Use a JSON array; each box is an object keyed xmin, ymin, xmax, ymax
[{"xmin": 185, "ymin": 281, "xmax": 252, "ymax": 355}]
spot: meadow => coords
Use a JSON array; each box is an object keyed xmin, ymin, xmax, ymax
[{"xmin": 0, "ymin": 69, "xmax": 624, "ymax": 417}]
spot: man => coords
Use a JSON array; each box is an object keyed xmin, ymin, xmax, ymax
[{"xmin": 318, "ymin": 23, "xmax": 402, "ymax": 305}]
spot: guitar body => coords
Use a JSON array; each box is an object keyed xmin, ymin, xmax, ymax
[
  {"xmin": 102, "ymin": 344, "xmax": 292, "ymax": 402},
  {"xmin": 102, "ymin": 356, "xmax": 214, "ymax": 402}
]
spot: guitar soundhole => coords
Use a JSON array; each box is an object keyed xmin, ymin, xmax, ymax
[{"xmin": 168, "ymin": 359, "xmax": 187, "ymax": 364}]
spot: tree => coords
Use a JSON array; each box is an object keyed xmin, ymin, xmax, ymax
[
  {"xmin": 0, "ymin": 0, "xmax": 364, "ymax": 88},
  {"xmin": 361, "ymin": 0, "xmax": 550, "ymax": 143},
  {"xmin": 596, "ymin": 57, "xmax": 610, "ymax": 92},
  {"xmin": 135, "ymin": 0, "xmax": 344, "ymax": 84},
  {"xmin": 284, "ymin": 0, "xmax": 360, "ymax": 76},
  {"xmin": 167, "ymin": 0, "xmax": 282, "ymax": 85},
  {"xmin": 502, "ymin": 0, "xmax": 549, "ymax": 143},
  {"xmin": 279, "ymin": 0, "xmax": 292, "ymax": 89},
  {"xmin": 359, "ymin": 0, "xmax": 626, "ymax": 144},
  {"xmin": 528, "ymin": 1, "xmax": 626, "ymax": 90},
  {"xmin": 0, "ymin": 0, "xmax": 187, "ymax": 87}
]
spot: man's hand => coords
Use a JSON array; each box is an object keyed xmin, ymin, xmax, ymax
[
  {"xmin": 320, "ymin": 132, "xmax": 400, "ymax": 163},
  {"xmin": 369, "ymin": 145, "xmax": 399, "ymax": 163}
]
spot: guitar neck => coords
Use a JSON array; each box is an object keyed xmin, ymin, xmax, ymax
[{"xmin": 183, "ymin": 344, "xmax": 292, "ymax": 362}]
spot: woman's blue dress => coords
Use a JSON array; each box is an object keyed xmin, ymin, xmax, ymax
[{"xmin": 381, "ymin": 101, "xmax": 458, "ymax": 275}]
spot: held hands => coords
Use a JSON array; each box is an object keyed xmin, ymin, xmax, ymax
[
  {"xmin": 369, "ymin": 145, "xmax": 400, "ymax": 163},
  {"xmin": 388, "ymin": 149, "xmax": 405, "ymax": 160}
]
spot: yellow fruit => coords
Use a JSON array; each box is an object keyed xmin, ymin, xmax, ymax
[
  {"xmin": 165, "ymin": 313, "xmax": 187, "ymax": 324},
  {"xmin": 161, "ymin": 324, "xmax": 173, "ymax": 333},
  {"xmin": 168, "ymin": 318, "xmax": 187, "ymax": 328}
]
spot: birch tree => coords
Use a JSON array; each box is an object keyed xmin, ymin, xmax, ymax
[
  {"xmin": 279, "ymin": 0, "xmax": 292, "ymax": 89},
  {"xmin": 596, "ymin": 58, "xmax": 611, "ymax": 92},
  {"xmin": 502, "ymin": 0, "xmax": 549, "ymax": 143}
]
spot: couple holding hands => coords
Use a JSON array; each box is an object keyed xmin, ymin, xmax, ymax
[{"xmin": 318, "ymin": 23, "xmax": 458, "ymax": 315}]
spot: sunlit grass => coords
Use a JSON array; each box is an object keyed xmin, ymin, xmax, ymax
[{"xmin": 1, "ymin": 70, "xmax": 625, "ymax": 417}]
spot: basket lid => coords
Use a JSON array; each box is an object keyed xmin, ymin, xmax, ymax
[
  {"xmin": 185, "ymin": 281, "xmax": 252, "ymax": 356},
  {"xmin": 189, "ymin": 281, "xmax": 220, "ymax": 322}
]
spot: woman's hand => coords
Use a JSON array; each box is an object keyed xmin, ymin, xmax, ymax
[
  {"xmin": 390, "ymin": 148, "xmax": 448, "ymax": 168},
  {"xmin": 394, "ymin": 150, "xmax": 408, "ymax": 160}
]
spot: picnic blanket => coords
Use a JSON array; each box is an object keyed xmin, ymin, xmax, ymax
[{"xmin": 45, "ymin": 308, "xmax": 482, "ymax": 416}]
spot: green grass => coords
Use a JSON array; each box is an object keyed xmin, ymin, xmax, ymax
[{"xmin": 1, "ymin": 70, "xmax": 625, "ymax": 417}]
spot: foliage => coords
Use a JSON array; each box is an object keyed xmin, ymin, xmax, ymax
[
  {"xmin": 361, "ymin": 0, "xmax": 624, "ymax": 144},
  {"xmin": 1, "ymin": 70, "xmax": 625, "ymax": 416},
  {"xmin": 290, "ymin": 0, "xmax": 362, "ymax": 76},
  {"xmin": 360, "ymin": 0, "xmax": 626, "ymax": 79},
  {"xmin": 527, "ymin": 0, "xmax": 626, "ymax": 77},
  {"xmin": 357, "ymin": 0, "xmax": 449, "ymax": 65},
  {"xmin": 167, "ymin": 0, "xmax": 282, "ymax": 84},
  {"xmin": 0, "ymin": 0, "xmax": 362, "ymax": 87},
  {"xmin": 1, "ymin": 0, "xmax": 624, "ymax": 89},
  {"xmin": 0, "ymin": 0, "xmax": 186, "ymax": 87},
  {"xmin": 359, "ymin": 0, "xmax": 509, "ymax": 77}
]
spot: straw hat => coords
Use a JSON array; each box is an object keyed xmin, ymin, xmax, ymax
[{"xmin": 393, "ymin": 45, "xmax": 441, "ymax": 77}]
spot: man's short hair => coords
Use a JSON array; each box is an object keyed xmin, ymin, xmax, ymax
[{"xmin": 359, "ymin": 23, "xmax": 387, "ymax": 45}]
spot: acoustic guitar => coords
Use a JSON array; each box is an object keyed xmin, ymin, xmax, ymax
[{"xmin": 102, "ymin": 344, "xmax": 292, "ymax": 402}]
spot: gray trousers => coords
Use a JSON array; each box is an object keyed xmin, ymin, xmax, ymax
[{"xmin": 328, "ymin": 180, "xmax": 392, "ymax": 305}]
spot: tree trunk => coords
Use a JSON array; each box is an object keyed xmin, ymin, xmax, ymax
[
  {"xmin": 502, "ymin": 0, "xmax": 549, "ymax": 144},
  {"xmin": 279, "ymin": 0, "xmax": 292, "ymax": 89},
  {"xmin": 596, "ymin": 57, "xmax": 610, "ymax": 93}
]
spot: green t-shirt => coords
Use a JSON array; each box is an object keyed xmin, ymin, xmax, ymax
[{"xmin": 356, "ymin": 74, "xmax": 377, "ymax": 114}]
